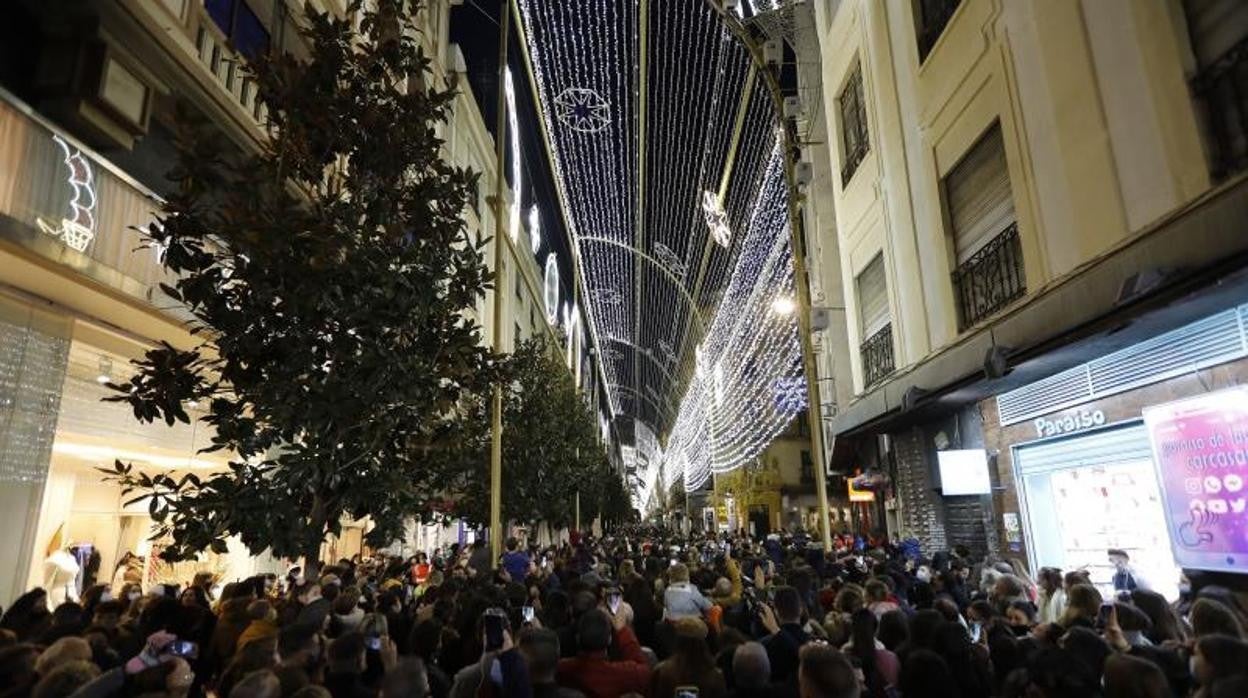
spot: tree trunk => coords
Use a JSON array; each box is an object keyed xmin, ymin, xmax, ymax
[{"xmin": 303, "ymin": 494, "xmax": 329, "ymax": 579}]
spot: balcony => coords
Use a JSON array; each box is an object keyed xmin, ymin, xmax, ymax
[
  {"xmin": 1192, "ymin": 35, "xmax": 1248, "ymax": 180},
  {"xmin": 194, "ymin": 13, "xmax": 269, "ymax": 129},
  {"xmin": 916, "ymin": 0, "xmax": 963, "ymax": 63},
  {"xmin": 860, "ymin": 323, "xmax": 895, "ymax": 390},
  {"xmin": 952, "ymin": 222, "xmax": 1026, "ymax": 331}
]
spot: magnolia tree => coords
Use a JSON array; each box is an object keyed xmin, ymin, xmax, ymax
[
  {"xmin": 442, "ymin": 338, "xmax": 630, "ymax": 530},
  {"xmin": 106, "ymin": 0, "xmax": 497, "ymax": 570}
]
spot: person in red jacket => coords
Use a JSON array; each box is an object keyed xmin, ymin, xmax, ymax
[{"xmin": 556, "ymin": 608, "xmax": 650, "ymax": 697}]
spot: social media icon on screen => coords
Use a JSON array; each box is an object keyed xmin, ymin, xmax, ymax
[
  {"xmin": 1186, "ymin": 478, "xmax": 1204, "ymax": 494},
  {"xmin": 1208, "ymin": 499, "xmax": 1229, "ymax": 514},
  {"xmin": 1224, "ymin": 474, "xmax": 1244, "ymax": 493},
  {"xmin": 1231, "ymin": 498, "xmax": 1246, "ymax": 514},
  {"xmin": 1205, "ymin": 476, "xmax": 1223, "ymax": 494}
]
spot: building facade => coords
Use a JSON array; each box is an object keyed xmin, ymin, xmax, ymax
[
  {"xmin": 806, "ymin": 0, "xmax": 1248, "ymax": 585},
  {"xmin": 0, "ymin": 0, "xmax": 566, "ymax": 603}
]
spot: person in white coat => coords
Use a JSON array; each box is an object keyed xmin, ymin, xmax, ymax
[{"xmin": 1036, "ymin": 567, "xmax": 1067, "ymax": 625}]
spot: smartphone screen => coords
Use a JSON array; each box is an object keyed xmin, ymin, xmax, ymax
[
  {"xmin": 675, "ymin": 687, "xmax": 700, "ymax": 698},
  {"xmin": 969, "ymin": 622, "xmax": 982, "ymax": 644},
  {"xmin": 484, "ymin": 612, "xmax": 505, "ymax": 651},
  {"xmin": 169, "ymin": 640, "xmax": 199, "ymax": 658},
  {"xmin": 365, "ymin": 635, "xmax": 382, "ymax": 651},
  {"xmin": 608, "ymin": 594, "xmax": 621, "ymax": 615},
  {"xmin": 522, "ymin": 605, "xmax": 535, "ymax": 624},
  {"xmin": 1098, "ymin": 602, "xmax": 1115, "ymax": 628}
]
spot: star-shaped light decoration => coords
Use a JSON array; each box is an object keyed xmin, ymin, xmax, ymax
[
  {"xmin": 701, "ymin": 189, "xmax": 731, "ymax": 247},
  {"xmin": 554, "ymin": 87, "xmax": 611, "ymax": 133}
]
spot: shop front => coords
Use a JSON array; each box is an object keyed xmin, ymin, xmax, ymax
[
  {"xmin": 0, "ymin": 88, "xmax": 285, "ymax": 604},
  {"xmin": 984, "ymin": 302, "xmax": 1248, "ymax": 600}
]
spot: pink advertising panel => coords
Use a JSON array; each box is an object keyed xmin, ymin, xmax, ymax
[{"xmin": 1143, "ymin": 387, "xmax": 1248, "ymax": 574}]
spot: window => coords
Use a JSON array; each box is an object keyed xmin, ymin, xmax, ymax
[
  {"xmin": 1184, "ymin": 0, "xmax": 1248, "ymax": 179},
  {"xmin": 204, "ymin": 0, "xmax": 270, "ymax": 60},
  {"xmin": 914, "ymin": 0, "xmax": 962, "ymax": 63},
  {"xmin": 839, "ymin": 61, "xmax": 869, "ymax": 186},
  {"xmin": 800, "ymin": 450, "xmax": 815, "ymax": 484},
  {"xmin": 945, "ymin": 123, "xmax": 1025, "ymax": 329},
  {"xmin": 856, "ymin": 254, "xmax": 894, "ymax": 389}
]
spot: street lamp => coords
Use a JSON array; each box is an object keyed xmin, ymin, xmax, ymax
[{"xmin": 771, "ymin": 296, "xmax": 796, "ymax": 316}]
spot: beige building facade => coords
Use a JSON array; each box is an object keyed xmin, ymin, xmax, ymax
[
  {"xmin": 803, "ymin": 0, "xmax": 1248, "ymax": 565},
  {"xmin": 0, "ymin": 0, "xmax": 564, "ymax": 603}
]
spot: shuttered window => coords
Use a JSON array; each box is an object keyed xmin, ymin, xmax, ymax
[
  {"xmin": 945, "ymin": 124, "xmax": 1015, "ymax": 264},
  {"xmin": 856, "ymin": 253, "xmax": 889, "ymax": 337}
]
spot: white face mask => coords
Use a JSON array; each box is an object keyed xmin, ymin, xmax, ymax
[
  {"xmin": 916, "ymin": 567, "xmax": 932, "ymax": 583},
  {"xmin": 100, "ymin": 591, "xmax": 113, "ymax": 602},
  {"xmin": 127, "ymin": 591, "xmax": 141, "ymax": 601}
]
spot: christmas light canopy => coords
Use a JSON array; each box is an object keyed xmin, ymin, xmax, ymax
[{"xmin": 517, "ymin": 0, "xmax": 805, "ymax": 510}]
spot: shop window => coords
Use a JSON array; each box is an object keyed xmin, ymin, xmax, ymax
[
  {"xmin": 914, "ymin": 0, "xmax": 963, "ymax": 63},
  {"xmin": 856, "ymin": 253, "xmax": 894, "ymax": 389},
  {"xmin": 839, "ymin": 60, "xmax": 869, "ymax": 187},
  {"xmin": 1183, "ymin": 0, "xmax": 1248, "ymax": 179},
  {"xmin": 944, "ymin": 123, "xmax": 1025, "ymax": 330},
  {"xmin": 204, "ymin": 0, "xmax": 270, "ymax": 61}
]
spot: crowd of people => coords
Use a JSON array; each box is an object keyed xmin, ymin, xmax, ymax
[{"xmin": 1, "ymin": 527, "xmax": 1247, "ymax": 698}]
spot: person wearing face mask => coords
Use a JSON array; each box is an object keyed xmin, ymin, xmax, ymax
[{"xmin": 1004, "ymin": 600, "xmax": 1037, "ymax": 637}]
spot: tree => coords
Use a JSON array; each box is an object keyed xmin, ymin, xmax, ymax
[
  {"xmin": 104, "ymin": 0, "xmax": 498, "ymax": 570},
  {"xmin": 444, "ymin": 337, "xmax": 621, "ymax": 530}
]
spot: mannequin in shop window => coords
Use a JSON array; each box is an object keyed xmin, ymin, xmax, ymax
[
  {"xmin": 39, "ymin": 524, "xmax": 77, "ymax": 605},
  {"xmin": 69, "ymin": 542, "xmax": 101, "ymax": 594}
]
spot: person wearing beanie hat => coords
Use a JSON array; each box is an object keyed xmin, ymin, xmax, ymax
[{"xmin": 650, "ymin": 617, "xmax": 725, "ymax": 698}]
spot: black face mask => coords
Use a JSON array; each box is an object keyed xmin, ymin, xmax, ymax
[{"xmin": 1010, "ymin": 624, "xmax": 1031, "ymax": 637}]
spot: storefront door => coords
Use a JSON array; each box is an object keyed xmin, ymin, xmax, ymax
[{"xmin": 1014, "ymin": 423, "xmax": 1180, "ymax": 599}]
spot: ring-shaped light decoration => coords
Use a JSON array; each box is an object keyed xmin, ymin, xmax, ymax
[
  {"xmin": 528, "ymin": 205, "xmax": 542, "ymax": 255},
  {"xmin": 544, "ymin": 253, "xmax": 560, "ymax": 323}
]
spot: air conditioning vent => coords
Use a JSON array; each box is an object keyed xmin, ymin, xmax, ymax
[{"xmin": 996, "ymin": 305, "xmax": 1248, "ymax": 426}]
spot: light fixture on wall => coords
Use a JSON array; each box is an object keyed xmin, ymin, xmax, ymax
[{"xmin": 95, "ymin": 355, "xmax": 112, "ymax": 384}]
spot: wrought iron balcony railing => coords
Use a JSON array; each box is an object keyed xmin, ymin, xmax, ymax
[
  {"xmin": 1191, "ymin": 36, "xmax": 1248, "ymax": 180},
  {"xmin": 860, "ymin": 323, "xmax": 895, "ymax": 390},
  {"xmin": 952, "ymin": 222, "xmax": 1026, "ymax": 331},
  {"xmin": 916, "ymin": 0, "xmax": 963, "ymax": 62},
  {"xmin": 841, "ymin": 136, "xmax": 870, "ymax": 188}
]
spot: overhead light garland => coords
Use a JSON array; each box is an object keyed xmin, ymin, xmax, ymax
[{"xmin": 517, "ymin": 0, "xmax": 803, "ymax": 509}]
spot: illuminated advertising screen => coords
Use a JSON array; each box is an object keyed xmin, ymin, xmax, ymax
[
  {"xmin": 937, "ymin": 449, "xmax": 993, "ymax": 495},
  {"xmin": 1143, "ymin": 387, "xmax": 1248, "ymax": 574}
]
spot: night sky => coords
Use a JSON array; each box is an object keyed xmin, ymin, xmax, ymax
[{"xmin": 450, "ymin": 1, "xmax": 577, "ymax": 328}]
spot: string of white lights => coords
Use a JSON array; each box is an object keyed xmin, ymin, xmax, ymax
[{"xmin": 516, "ymin": 0, "xmax": 803, "ymax": 509}]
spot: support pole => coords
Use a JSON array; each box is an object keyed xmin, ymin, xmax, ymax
[
  {"xmin": 489, "ymin": 0, "xmax": 512, "ymax": 564},
  {"xmin": 706, "ymin": 2, "xmax": 834, "ymax": 552}
]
